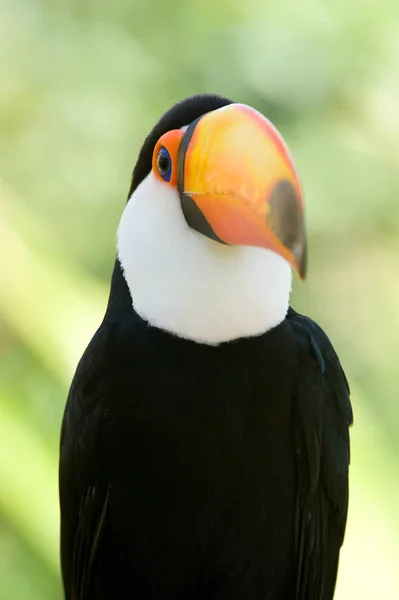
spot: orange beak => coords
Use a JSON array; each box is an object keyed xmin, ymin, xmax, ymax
[{"xmin": 177, "ymin": 103, "xmax": 307, "ymax": 279}]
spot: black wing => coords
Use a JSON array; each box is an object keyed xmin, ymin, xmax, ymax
[
  {"xmin": 287, "ymin": 307, "xmax": 353, "ymax": 600},
  {"xmin": 59, "ymin": 329, "xmax": 112, "ymax": 600}
]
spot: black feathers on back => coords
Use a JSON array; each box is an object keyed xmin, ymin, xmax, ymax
[{"xmin": 287, "ymin": 307, "xmax": 352, "ymax": 600}]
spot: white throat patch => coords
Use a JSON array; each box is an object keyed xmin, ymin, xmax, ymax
[{"xmin": 117, "ymin": 172, "xmax": 292, "ymax": 345}]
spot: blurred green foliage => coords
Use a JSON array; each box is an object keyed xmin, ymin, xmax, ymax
[{"xmin": 1, "ymin": 1, "xmax": 399, "ymax": 598}]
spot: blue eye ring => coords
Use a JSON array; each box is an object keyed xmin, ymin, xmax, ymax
[{"xmin": 157, "ymin": 146, "xmax": 172, "ymax": 182}]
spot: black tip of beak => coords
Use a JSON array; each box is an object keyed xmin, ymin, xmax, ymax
[
  {"xmin": 295, "ymin": 241, "xmax": 307, "ymax": 280},
  {"xmin": 267, "ymin": 179, "xmax": 307, "ymax": 279}
]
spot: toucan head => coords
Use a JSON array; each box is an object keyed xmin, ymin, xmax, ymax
[
  {"xmin": 117, "ymin": 94, "xmax": 307, "ymax": 344},
  {"xmin": 151, "ymin": 102, "xmax": 306, "ymax": 279}
]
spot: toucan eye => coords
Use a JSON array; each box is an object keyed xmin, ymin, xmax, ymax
[{"xmin": 157, "ymin": 147, "xmax": 172, "ymax": 182}]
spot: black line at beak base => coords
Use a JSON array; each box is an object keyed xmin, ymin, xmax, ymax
[
  {"xmin": 177, "ymin": 115, "xmax": 203, "ymax": 196},
  {"xmin": 177, "ymin": 115, "xmax": 227, "ymax": 245},
  {"xmin": 180, "ymin": 193, "xmax": 227, "ymax": 245}
]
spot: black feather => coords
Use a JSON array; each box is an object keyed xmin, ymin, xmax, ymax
[{"xmin": 287, "ymin": 307, "xmax": 352, "ymax": 600}]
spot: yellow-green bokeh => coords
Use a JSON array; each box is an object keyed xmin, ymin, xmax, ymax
[{"xmin": 1, "ymin": 1, "xmax": 398, "ymax": 598}]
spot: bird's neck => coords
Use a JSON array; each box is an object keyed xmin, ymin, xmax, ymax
[{"xmin": 116, "ymin": 174, "xmax": 292, "ymax": 345}]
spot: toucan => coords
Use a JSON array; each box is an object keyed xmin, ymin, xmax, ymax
[{"xmin": 59, "ymin": 94, "xmax": 353, "ymax": 600}]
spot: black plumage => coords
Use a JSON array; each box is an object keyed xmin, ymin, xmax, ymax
[{"xmin": 59, "ymin": 95, "xmax": 353, "ymax": 600}]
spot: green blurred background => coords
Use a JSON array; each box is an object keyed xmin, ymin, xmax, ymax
[{"xmin": 1, "ymin": 1, "xmax": 399, "ymax": 598}]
